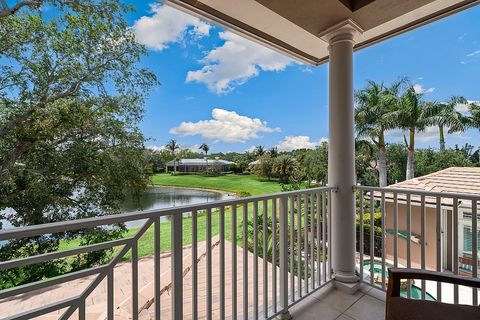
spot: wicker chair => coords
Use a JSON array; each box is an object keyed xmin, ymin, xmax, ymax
[{"xmin": 386, "ymin": 268, "xmax": 480, "ymax": 320}]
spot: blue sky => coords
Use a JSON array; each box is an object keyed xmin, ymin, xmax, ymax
[{"xmin": 124, "ymin": 1, "xmax": 480, "ymax": 153}]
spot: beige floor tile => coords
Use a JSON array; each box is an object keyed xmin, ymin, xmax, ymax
[
  {"xmin": 311, "ymin": 285, "xmax": 364, "ymax": 313},
  {"xmin": 366, "ymin": 287, "xmax": 386, "ymax": 302},
  {"xmin": 289, "ymin": 296, "xmax": 342, "ymax": 320},
  {"xmin": 344, "ymin": 295, "xmax": 385, "ymax": 320}
]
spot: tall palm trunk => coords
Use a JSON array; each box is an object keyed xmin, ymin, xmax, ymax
[
  {"xmin": 406, "ymin": 128, "xmax": 415, "ymax": 180},
  {"xmin": 439, "ymin": 125, "xmax": 445, "ymax": 151},
  {"xmin": 378, "ymin": 131, "xmax": 387, "ymax": 187}
]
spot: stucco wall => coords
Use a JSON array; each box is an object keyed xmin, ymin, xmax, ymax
[{"xmin": 385, "ymin": 202, "xmax": 439, "ymax": 271}]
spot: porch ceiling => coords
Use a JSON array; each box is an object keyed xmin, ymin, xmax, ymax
[{"xmin": 165, "ymin": 0, "xmax": 478, "ymax": 65}]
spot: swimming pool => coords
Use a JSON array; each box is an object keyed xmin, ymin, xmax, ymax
[{"xmin": 362, "ymin": 261, "xmax": 436, "ymax": 301}]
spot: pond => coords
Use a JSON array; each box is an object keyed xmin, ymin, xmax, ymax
[
  {"xmin": 0, "ymin": 186, "xmax": 237, "ymax": 232},
  {"xmin": 121, "ymin": 186, "xmax": 237, "ymax": 228}
]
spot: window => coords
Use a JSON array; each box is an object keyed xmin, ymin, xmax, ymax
[{"xmin": 463, "ymin": 226, "xmax": 480, "ymax": 254}]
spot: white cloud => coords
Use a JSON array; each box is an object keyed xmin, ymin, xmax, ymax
[
  {"xmin": 466, "ymin": 50, "xmax": 480, "ymax": 57},
  {"xmin": 276, "ymin": 136, "xmax": 328, "ymax": 152},
  {"xmin": 386, "ymin": 127, "xmax": 439, "ymax": 143},
  {"xmin": 413, "ymin": 84, "xmax": 435, "ymax": 94},
  {"xmin": 170, "ymin": 108, "xmax": 280, "ymax": 143},
  {"xmin": 186, "ymin": 31, "xmax": 294, "ymax": 94},
  {"xmin": 301, "ymin": 67, "xmax": 313, "ymax": 73},
  {"xmin": 456, "ymin": 100, "xmax": 480, "ymax": 114},
  {"xmin": 245, "ymin": 146, "xmax": 258, "ymax": 153},
  {"xmin": 147, "ymin": 145, "xmax": 166, "ymax": 151},
  {"xmin": 133, "ymin": 4, "xmax": 210, "ymax": 51}
]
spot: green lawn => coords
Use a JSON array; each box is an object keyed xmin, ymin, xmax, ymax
[
  {"xmin": 150, "ymin": 173, "xmax": 281, "ymax": 196},
  {"xmin": 60, "ymin": 204, "xmax": 272, "ymax": 260},
  {"xmin": 60, "ymin": 174, "xmax": 282, "ymax": 259}
]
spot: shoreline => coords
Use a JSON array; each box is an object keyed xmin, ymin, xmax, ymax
[{"xmin": 147, "ymin": 184, "xmax": 239, "ymax": 197}]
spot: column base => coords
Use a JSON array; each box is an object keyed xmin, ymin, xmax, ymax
[
  {"xmin": 333, "ymin": 271, "xmax": 361, "ymax": 294},
  {"xmin": 275, "ymin": 311, "xmax": 292, "ymax": 320},
  {"xmin": 334, "ymin": 271, "xmax": 359, "ymax": 283}
]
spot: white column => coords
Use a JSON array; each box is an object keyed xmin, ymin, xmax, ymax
[{"xmin": 324, "ymin": 21, "xmax": 361, "ymax": 284}]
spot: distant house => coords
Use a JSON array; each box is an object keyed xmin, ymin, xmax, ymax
[
  {"xmin": 248, "ymin": 159, "xmax": 260, "ymax": 170},
  {"xmin": 166, "ymin": 158, "xmax": 235, "ymax": 173},
  {"xmin": 382, "ymin": 167, "xmax": 480, "ymax": 274}
]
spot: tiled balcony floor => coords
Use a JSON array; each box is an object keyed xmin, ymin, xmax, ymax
[{"xmin": 289, "ymin": 283, "xmax": 385, "ymax": 320}]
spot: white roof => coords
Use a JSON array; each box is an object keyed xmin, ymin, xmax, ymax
[{"xmin": 167, "ymin": 158, "xmax": 235, "ymax": 166}]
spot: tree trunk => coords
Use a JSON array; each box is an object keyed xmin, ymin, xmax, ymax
[
  {"xmin": 378, "ymin": 131, "xmax": 387, "ymax": 187},
  {"xmin": 378, "ymin": 146, "xmax": 387, "ymax": 187},
  {"xmin": 406, "ymin": 128, "xmax": 415, "ymax": 180},
  {"xmin": 439, "ymin": 125, "xmax": 445, "ymax": 151}
]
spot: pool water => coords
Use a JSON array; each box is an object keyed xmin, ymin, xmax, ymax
[{"xmin": 362, "ymin": 261, "xmax": 436, "ymax": 301}]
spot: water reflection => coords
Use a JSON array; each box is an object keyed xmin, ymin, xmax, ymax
[
  {"xmin": 121, "ymin": 186, "xmax": 236, "ymax": 228},
  {"xmin": 0, "ymin": 187, "xmax": 236, "ymax": 233}
]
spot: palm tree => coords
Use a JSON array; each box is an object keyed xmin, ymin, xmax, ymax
[
  {"xmin": 424, "ymin": 96, "xmax": 469, "ymax": 151},
  {"xmin": 254, "ymin": 145, "xmax": 265, "ymax": 157},
  {"xmin": 273, "ymin": 155, "xmax": 297, "ymax": 183},
  {"xmin": 165, "ymin": 139, "xmax": 180, "ymax": 173},
  {"xmin": 199, "ymin": 143, "xmax": 210, "ymax": 171},
  {"xmin": 355, "ymin": 79, "xmax": 403, "ymax": 187},
  {"xmin": 469, "ymin": 101, "xmax": 480, "ymax": 130},
  {"xmin": 269, "ymin": 146, "xmax": 279, "ymax": 158},
  {"xmin": 388, "ymin": 86, "xmax": 434, "ymax": 180}
]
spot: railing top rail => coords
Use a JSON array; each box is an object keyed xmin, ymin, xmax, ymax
[
  {"xmin": 0, "ymin": 186, "xmax": 336, "ymax": 241},
  {"xmin": 355, "ymin": 185, "xmax": 480, "ymax": 202}
]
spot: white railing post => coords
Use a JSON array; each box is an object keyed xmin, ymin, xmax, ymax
[
  {"xmin": 171, "ymin": 213, "xmax": 183, "ymax": 319},
  {"xmin": 278, "ymin": 196, "xmax": 292, "ymax": 319}
]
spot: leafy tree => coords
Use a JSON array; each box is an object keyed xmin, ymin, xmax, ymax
[
  {"xmin": 293, "ymin": 143, "xmax": 328, "ymax": 185},
  {"xmin": 253, "ymin": 154, "xmax": 274, "ymax": 180},
  {"xmin": 0, "ymin": 1, "xmax": 157, "ymax": 287},
  {"xmin": 176, "ymin": 148, "xmax": 201, "ymax": 160},
  {"xmin": 144, "ymin": 148, "xmax": 173, "ymax": 173},
  {"xmin": 0, "ymin": 0, "xmax": 83, "ymax": 19},
  {"xmin": 424, "ymin": 97, "xmax": 469, "ymax": 151},
  {"xmin": 355, "ymin": 139, "xmax": 378, "ymax": 186},
  {"xmin": 165, "ymin": 139, "xmax": 180, "ymax": 173},
  {"xmin": 355, "ymin": 79, "xmax": 403, "ymax": 187},
  {"xmin": 414, "ymin": 148, "xmax": 473, "ymax": 177},
  {"xmin": 385, "ymin": 144, "xmax": 408, "ymax": 184}
]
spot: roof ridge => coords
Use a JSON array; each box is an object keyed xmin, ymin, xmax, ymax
[{"xmin": 387, "ymin": 166, "xmax": 480, "ymax": 196}]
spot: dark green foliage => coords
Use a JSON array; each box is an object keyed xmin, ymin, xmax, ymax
[
  {"xmin": 385, "ymin": 144, "xmax": 408, "ymax": 184},
  {"xmin": 144, "ymin": 148, "xmax": 173, "ymax": 173},
  {"xmin": 0, "ymin": 0, "xmax": 157, "ymax": 288},
  {"xmin": 356, "ymin": 211, "xmax": 383, "ymax": 257},
  {"xmin": 414, "ymin": 148, "xmax": 474, "ymax": 177}
]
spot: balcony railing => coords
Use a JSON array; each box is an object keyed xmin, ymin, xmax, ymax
[
  {"xmin": 2, "ymin": 184, "xmax": 480, "ymax": 319},
  {"xmin": 355, "ymin": 185, "xmax": 480, "ymax": 305},
  {"xmin": 0, "ymin": 187, "xmax": 335, "ymax": 320}
]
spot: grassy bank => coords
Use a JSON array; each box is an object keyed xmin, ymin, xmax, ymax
[
  {"xmin": 150, "ymin": 173, "xmax": 281, "ymax": 196},
  {"xmin": 61, "ymin": 174, "xmax": 281, "ymax": 258}
]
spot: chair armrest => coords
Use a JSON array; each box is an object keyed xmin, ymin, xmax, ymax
[
  {"xmin": 387, "ymin": 268, "xmax": 480, "ymax": 299},
  {"xmin": 386, "ymin": 268, "xmax": 480, "ymax": 319}
]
